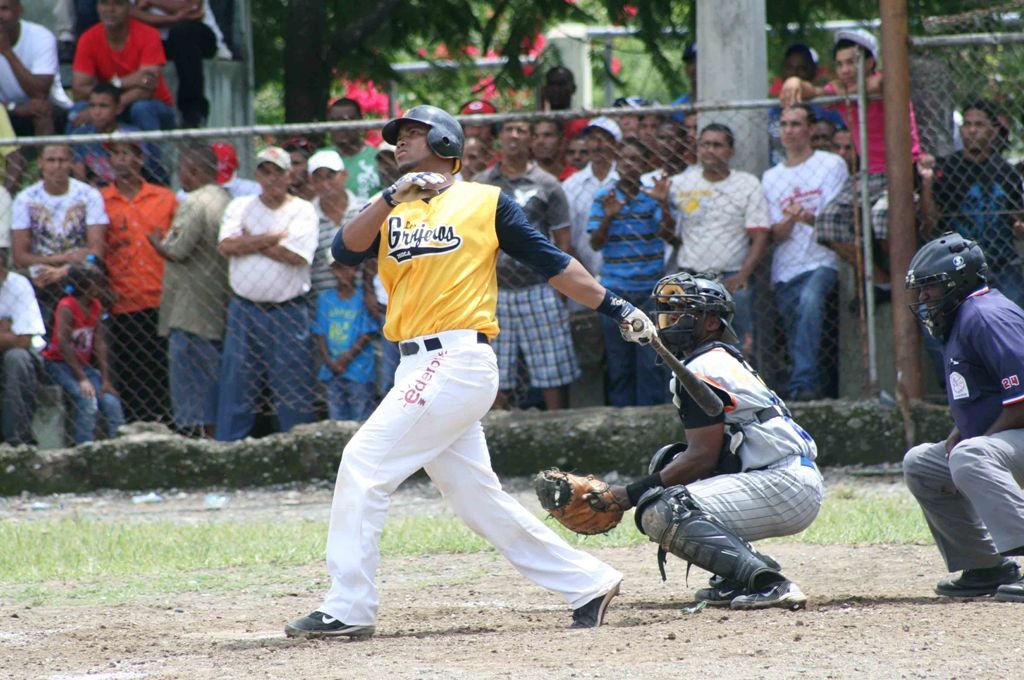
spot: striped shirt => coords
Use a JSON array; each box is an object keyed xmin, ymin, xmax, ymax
[{"xmin": 587, "ymin": 185, "xmax": 665, "ymax": 293}]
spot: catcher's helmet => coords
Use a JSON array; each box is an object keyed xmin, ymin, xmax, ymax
[
  {"xmin": 905, "ymin": 232, "xmax": 988, "ymax": 341},
  {"xmin": 381, "ymin": 105, "xmax": 464, "ymax": 173},
  {"xmin": 652, "ymin": 271, "xmax": 739, "ymax": 355}
]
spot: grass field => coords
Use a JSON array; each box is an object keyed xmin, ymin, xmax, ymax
[{"xmin": 0, "ymin": 483, "xmax": 930, "ymax": 604}]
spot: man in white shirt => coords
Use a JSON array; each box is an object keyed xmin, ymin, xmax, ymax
[
  {"xmin": 762, "ymin": 105, "xmax": 848, "ymax": 400},
  {"xmin": 0, "ymin": 246, "xmax": 46, "ymax": 446},
  {"xmin": 561, "ymin": 117, "xmax": 621, "ymax": 277},
  {"xmin": 0, "ymin": 0, "xmax": 74, "ymax": 190},
  {"xmin": 10, "ymin": 144, "xmax": 108, "ymax": 324},
  {"xmin": 656, "ymin": 123, "xmax": 771, "ymax": 353},
  {"xmin": 216, "ymin": 146, "xmax": 319, "ymax": 441}
]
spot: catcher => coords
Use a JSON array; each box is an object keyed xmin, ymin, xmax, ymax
[{"xmin": 589, "ymin": 272, "xmax": 822, "ymax": 609}]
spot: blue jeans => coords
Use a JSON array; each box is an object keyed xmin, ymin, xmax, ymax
[
  {"xmin": 773, "ymin": 267, "xmax": 838, "ymax": 397},
  {"xmin": 216, "ymin": 297, "xmax": 315, "ymax": 441},
  {"xmin": 168, "ymin": 330, "xmax": 221, "ymax": 428},
  {"xmin": 325, "ymin": 376, "xmax": 376, "ymax": 421},
  {"xmin": 600, "ymin": 291, "xmax": 669, "ymax": 407},
  {"xmin": 45, "ymin": 361, "xmax": 124, "ymax": 444},
  {"xmin": 68, "ymin": 99, "xmax": 177, "ymax": 132}
]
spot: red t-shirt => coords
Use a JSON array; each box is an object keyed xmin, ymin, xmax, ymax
[
  {"xmin": 43, "ymin": 296, "xmax": 102, "ymax": 366},
  {"xmin": 73, "ymin": 19, "xmax": 173, "ymax": 106}
]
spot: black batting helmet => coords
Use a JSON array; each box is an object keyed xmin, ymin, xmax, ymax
[
  {"xmin": 652, "ymin": 271, "xmax": 739, "ymax": 355},
  {"xmin": 905, "ymin": 232, "xmax": 988, "ymax": 341},
  {"xmin": 381, "ymin": 105, "xmax": 464, "ymax": 173}
]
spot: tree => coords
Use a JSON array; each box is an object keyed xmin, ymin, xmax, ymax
[{"xmin": 252, "ymin": 0, "xmax": 987, "ymax": 122}]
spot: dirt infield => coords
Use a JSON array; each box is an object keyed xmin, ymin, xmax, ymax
[{"xmin": 3, "ymin": 478, "xmax": 1024, "ymax": 679}]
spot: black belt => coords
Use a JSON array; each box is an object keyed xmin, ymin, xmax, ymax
[
  {"xmin": 400, "ymin": 332, "xmax": 489, "ymax": 356},
  {"xmin": 235, "ymin": 295, "xmax": 305, "ymax": 311}
]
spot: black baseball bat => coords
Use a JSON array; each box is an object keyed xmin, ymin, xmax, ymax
[{"xmin": 632, "ymin": 320, "xmax": 723, "ymax": 417}]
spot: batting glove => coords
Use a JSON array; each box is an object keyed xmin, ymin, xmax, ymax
[
  {"xmin": 619, "ymin": 307, "xmax": 657, "ymax": 345},
  {"xmin": 382, "ymin": 172, "xmax": 448, "ymax": 206}
]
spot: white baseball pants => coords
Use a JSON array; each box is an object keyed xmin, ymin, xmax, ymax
[{"xmin": 320, "ymin": 329, "xmax": 622, "ymax": 625}]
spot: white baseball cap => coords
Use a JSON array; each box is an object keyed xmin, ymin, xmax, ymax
[
  {"xmin": 308, "ymin": 149, "xmax": 345, "ymax": 174},
  {"xmin": 585, "ymin": 116, "xmax": 623, "ymax": 142},
  {"xmin": 256, "ymin": 146, "xmax": 292, "ymax": 171},
  {"xmin": 835, "ymin": 28, "xmax": 878, "ymax": 58}
]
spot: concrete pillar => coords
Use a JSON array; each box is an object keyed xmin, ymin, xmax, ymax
[
  {"xmin": 695, "ymin": 0, "xmax": 770, "ymax": 176},
  {"xmin": 545, "ymin": 23, "xmax": 593, "ymax": 109}
]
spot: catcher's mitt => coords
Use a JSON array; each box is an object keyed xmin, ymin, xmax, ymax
[{"xmin": 533, "ymin": 469, "xmax": 625, "ymax": 535}]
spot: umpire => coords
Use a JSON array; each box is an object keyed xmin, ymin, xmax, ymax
[{"xmin": 904, "ymin": 233, "xmax": 1024, "ymax": 600}]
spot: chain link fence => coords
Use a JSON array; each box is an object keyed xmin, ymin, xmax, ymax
[{"xmin": 6, "ymin": 33, "xmax": 1019, "ymax": 445}]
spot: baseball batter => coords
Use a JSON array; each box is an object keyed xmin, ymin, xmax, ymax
[
  {"xmin": 285, "ymin": 105, "xmax": 658, "ymax": 639},
  {"xmin": 903, "ymin": 233, "xmax": 1024, "ymax": 601},
  {"xmin": 591, "ymin": 272, "xmax": 824, "ymax": 609}
]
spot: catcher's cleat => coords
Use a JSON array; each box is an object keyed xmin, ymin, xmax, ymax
[
  {"xmin": 694, "ymin": 575, "xmax": 747, "ymax": 607},
  {"xmin": 935, "ymin": 560, "xmax": 1021, "ymax": 598},
  {"xmin": 570, "ymin": 581, "xmax": 620, "ymax": 629},
  {"xmin": 730, "ymin": 580, "xmax": 806, "ymax": 610},
  {"xmin": 284, "ymin": 611, "xmax": 376, "ymax": 639}
]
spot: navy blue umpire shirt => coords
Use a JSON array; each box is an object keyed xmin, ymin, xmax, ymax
[{"xmin": 943, "ymin": 287, "xmax": 1024, "ymax": 438}]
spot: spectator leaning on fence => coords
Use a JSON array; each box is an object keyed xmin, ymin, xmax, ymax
[
  {"xmin": 10, "ymin": 144, "xmax": 108, "ymax": 325},
  {"xmin": 588, "ymin": 137, "xmax": 672, "ymax": 407},
  {"xmin": 779, "ymin": 29, "xmax": 921, "ymax": 283},
  {"xmin": 312, "ymin": 251, "xmax": 380, "ymax": 422},
  {"xmin": 147, "ymin": 143, "xmax": 231, "ymax": 438},
  {"xmin": 216, "ymin": 146, "xmax": 318, "ymax": 441},
  {"xmin": 665, "ymin": 123, "xmax": 771, "ymax": 355},
  {"xmin": 102, "ymin": 139, "xmax": 176, "ymax": 423},
  {"xmin": 42, "ymin": 262, "xmax": 124, "ymax": 445},
  {"xmin": 284, "ymin": 136, "xmax": 317, "ymax": 202},
  {"xmin": 326, "ymin": 97, "xmax": 382, "ymax": 202},
  {"xmin": 762, "ymin": 105, "xmax": 849, "ymax": 401},
  {"xmin": 0, "ymin": 0, "xmax": 74, "ymax": 191},
  {"xmin": 564, "ymin": 133, "xmax": 590, "ymax": 173},
  {"xmin": 917, "ymin": 100, "xmax": 1024, "ymax": 308},
  {"xmin": 460, "ymin": 135, "xmax": 494, "ymax": 181},
  {"xmin": 562, "ymin": 117, "xmax": 621, "ymax": 278},
  {"xmin": 475, "ymin": 118, "xmax": 580, "ymax": 410},
  {"xmin": 71, "ymin": 0, "xmax": 176, "ymax": 132},
  {"xmin": 0, "ymin": 246, "xmax": 46, "ymax": 447},
  {"xmin": 308, "ymin": 148, "xmax": 359, "ymax": 297}
]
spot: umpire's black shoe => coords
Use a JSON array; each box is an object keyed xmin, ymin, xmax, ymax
[
  {"xmin": 570, "ymin": 582, "xmax": 620, "ymax": 629},
  {"xmin": 935, "ymin": 559, "xmax": 1021, "ymax": 598},
  {"xmin": 694, "ymin": 575, "xmax": 747, "ymax": 607},
  {"xmin": 284, "ymin": 611, "xmax": 375, "ymax": 639}
]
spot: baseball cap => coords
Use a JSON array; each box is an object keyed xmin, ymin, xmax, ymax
[
  {"xmin": 835, "ymin": 28, "xmax": 878, "ymax": 58},
  {"xmin": 212, "ymin": 142, "xmax": 239, "ymax": 184},
  {"xmin": 584, "ymin": 117, "xmax": 623, "ymax": 143},
  {"xmin": 460, "ymin": 99, "xmax": 497, "ymax": 115},
  {"xmin": 256, "ymin": 146, "xmax": 292, "ymax": 171},
  {"xmin": 308, "ymin": 149, "xmax": 345, "ymax": 174},
  {"xmin": 784, "ymin": 42, "xmax": 819, "ymax": 67}
]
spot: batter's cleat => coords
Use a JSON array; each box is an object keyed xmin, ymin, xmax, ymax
[
  {"xmin": 730, "ymin": 580, "xmax": 807, "ymax": 610},
  {"xmin": 284, "ymin": 611, "xmax": 376, "ymax": 639},
  {"xmin": 694, "ymin": 575, "xmax": 748, "ymax": 607},
  {"xmin": 570, "ymin": 582, "xmax": 620, "ymax": 629},
  {"xmin": 994, "ymin": 579, "xmax": 1024, "ymax": 603},
  {"xmin": 935, "ymin": 560, "xmax": 1021, "ymax": 598}
]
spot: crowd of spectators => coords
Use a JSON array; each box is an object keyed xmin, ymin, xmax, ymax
[{"xmin": 1, "ymin": 24, "xmax": 1022, "ymax": 447}]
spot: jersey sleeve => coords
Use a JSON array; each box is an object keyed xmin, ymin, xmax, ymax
[
  {"xmin": 495, "ymin": 192, "xmax": 571, "ymax": 278},
  {"xmin": 331, "ymin": 228, "xmax": 379, "ymax": 266},
  {"xmin": 971, "ymin": 308, "xmax": 1024, "ymax": 405}
]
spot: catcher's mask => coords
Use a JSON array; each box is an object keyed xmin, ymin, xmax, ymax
[
  {"xmin": 381, "ymin": 104, "xmax": 464, "ymax": 174},
  {"xmin": 652, "ymin": 271, "xmax": 738, "ymax": 355},
  {"xmin": 905, "ymin": 232, "xmax": 988, "ymax": 342}
]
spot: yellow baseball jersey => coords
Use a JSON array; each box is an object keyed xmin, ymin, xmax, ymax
[{"xmin": 377, "ymin": 182, "xmax": 502, "ymax": 342}]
